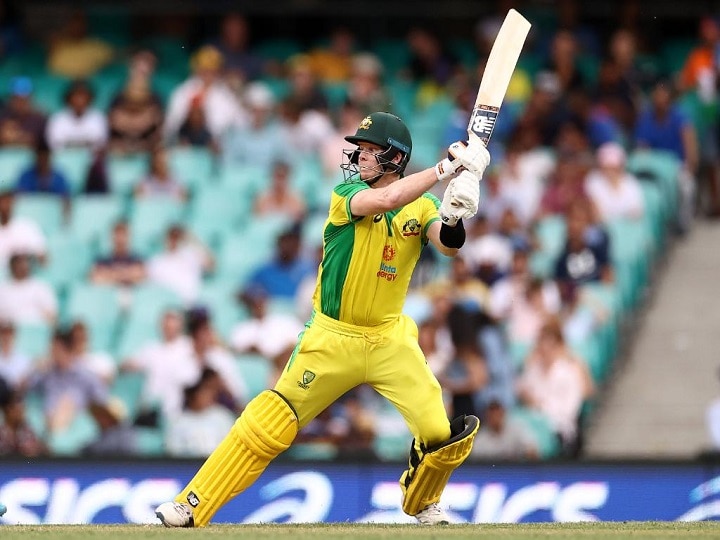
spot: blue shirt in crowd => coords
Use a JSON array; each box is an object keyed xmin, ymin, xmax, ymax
[
  {"xmin": 16, "ymin": 166, "xmax": 70, "ymax": 196},
  {"xmin": 634, "ymin": 105, "xmax": 689, "ymax": 162}
]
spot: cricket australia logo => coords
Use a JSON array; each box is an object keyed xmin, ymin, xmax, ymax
[
  {"xmin": 358, "ymin": 116, "xmax": 373, "ymax": 130},
  {"xmin": 469, "ymin": 105, "xmax": 499, "ymax": 144},
  {"xmin": 402, "ymin": 218, "xmax": 421, "ymax": 237},
  {"xmin": 297, "ymin": 370, "xmax": 316, "ymax": 389}
]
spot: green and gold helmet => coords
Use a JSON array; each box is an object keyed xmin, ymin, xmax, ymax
[{"xmin": 343, "ymin": 112, "xmax": 412, "ymax": 178}]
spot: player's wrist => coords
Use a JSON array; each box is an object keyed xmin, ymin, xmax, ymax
[{"xmin": 435, "ymin": 158, "xmax": 456, "ymax": 183}]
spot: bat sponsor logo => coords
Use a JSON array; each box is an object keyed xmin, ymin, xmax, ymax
[
  {"xmin": 469, "ymin": 105, "xmax": 499, "ymax": 144},
  {"xmin": 187, "ymin": 491, "xmax": 200, "ymax": 507}
]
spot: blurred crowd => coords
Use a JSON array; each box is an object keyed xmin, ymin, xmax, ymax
[{"xmin": 0, "ymin": 1, "xmax": 718, "ymax": 461}]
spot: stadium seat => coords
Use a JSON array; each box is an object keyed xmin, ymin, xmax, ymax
[
  {"xmin": 627, "ymin": 149, "xmax": 681, "ymax": 219},
  {"xmin": 32, "ymin": 74, "xmax": 71, "ymax": 114},
  {"xmin": 255, "ymin": 38, "xmax": 303, "ymax": 62},
  {"xmin": 371, "ymin": 39, "xmax": 411, "ymax": 76},
  {"xmin": 216, "ymin": 162, "xmax": 270, "ymax": 197},
  {"xmin": 47, "ymin": 411, "xmax": 99, "ymax": 456},
  {"xmin": 0, "ymin": 146, "xmax": 34, "ymax": 188},
  {"xmin": 13, "ymin": 194, "xmax": 65, "ymax": 236},
  {"xmin": 187, "ymin": 183, "xmax": 249, "ymax": 246},
  {"xmin": 510, "ymin": 406, "xmax": 560, "ymax": 459},
  {"xmin": 111, "ymin": 372, "xmax": 146, "ymax": 418},
  {"xmin": 52, "ymin": 147, "xmax": 94, "ymax": 194},
  {"xmin": 135, "ymin": 427, "xmax": 166, "ymax": 456},
  {"xmin": 38, "ymin": 230, "xmax": 93, "ymax": 291},
  {"xmin": 196, "ymin": 278, "xmax": 248, "ymax": 342},
  {"xmin": 167, "ymin": 146, "xmax": 216, "ymax": 192},
  {"xmin": 534, "ymin": 214, "xmax": 567, "ymax": 261},
  {"xmin": 108, "ymin": 153, "xmax": 151, "ymax": 196},
  {"xmin": 14, "ymin": 323, "xmax": 52, "ymax": 360},
  {"xmin": 235, "ymin": 353, "xmax": 272, "ymax": 400},
  {"xmin": 64, "ymin": 283, "xmax": 121, "ymax": 350},
  {"xmin": 128, "ymin": 198, "xmax": 185, "ymax": 250},
  {"xmin": 69, "ymin": 194, "xmax": 125, "ymax": 244}
]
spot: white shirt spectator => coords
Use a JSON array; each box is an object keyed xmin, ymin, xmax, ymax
[
  {"xmin": 230, "ymin": 313, "xmax": 304, "ymax": 360},
  {"xmin": 584, "ymin": 169, "xmax": 645, "ymax": 222},
  {"xmin": 46, "ymin": 108, "xmax": 108, "ymax": 150},
  {"xmin": 517, "ymin": 355, "xmax": 585, "ymax": 440},
  {"xmin": 164, "ymin": 78, "xmax": 246, "ymax": 140},
  {"xmin": 193, "ymin": 345, "xmax": 248, "ymax": 406},
  {"xmin": 0, "ymin": 346, "xmax": 32, "ymax": 388},
  {"xmin": 463, "ymin": 233, "xmax": 514, "ymax": 274},
  {"xmin": 281, "ymin": 110, "xmax": 335, "ymax": 157},
  {"xmin": 78, "ymin": 350, "xmax": 117, "ymax": 384},
  {"xmin": 0, "ymin": 277, "xmax": 57, "ymax": 325},
  {"xmin": 498, "ymin": 168, "xmax": 544, "ymax": 227},
  {"xmin": 130, "ymin": 335, "xmax": 197, "ymax": 417},
  {"xmin": 165, "ymin": 404, "xmax": 236, "ymax": 457},
  {"xmin": 0, "ymin": 217, "xmax": 46, "ymax": 270},
  {"xmin": 147, "ymin": 244, "xmax": 208, "ymax": 304},
  {"xmin": 489, "ymin": 277, "xmax": 561, "ymax": 321}
]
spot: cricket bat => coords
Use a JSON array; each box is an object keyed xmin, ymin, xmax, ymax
[{"xmin": 467, "ymin": 9, "xmax": 531, "ymax": 146}]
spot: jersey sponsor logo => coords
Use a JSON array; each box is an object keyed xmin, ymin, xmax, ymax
[
  {"xmin": 377, "ymin": 262, "xmax": 398, "ymax": 282},
  {"xmin": 187, "ymin": 491, "xmax": 200, "ymax": 508},
  {"xmin": 358, "ymin": 116, "xmax": 373, "ymax": 130},
  {"xmin": 297, "ymin": 370, "xmax": 316, "ymax": 390},
  {"xmin": 382, "ymin": 245, "xmax": 396, "ymax": 261},
  {"xmin": 469, "ymin": 105, "xmax": 499, "ymax": 144},
  {"xmin": 401, "ymin": 218, "xmax": 421, "ymax": 237}
]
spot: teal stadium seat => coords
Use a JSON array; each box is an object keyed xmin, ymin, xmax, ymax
[
  {"xmin": 14, "ymin": 323, "xmax": 52, "ymax": 359},
  {"xmin": 216, "ymin": 162, "xmax": 269, "ymax": 198},
  {"xmin": 167, "ymin": 146, "xmax": 216, "ymax": 192},
  {"xmin": 38, "ymin": 231, "xmax": 93, "ymax": 291},
  {"xmin": 108, "ymin": 153, "xmax": 151, "ymax": 196},
  {"xmin": 0, "ymin": 147, "xmax": 34, "ymax": 189},
  {"xmin": 627, "ymin": 149, "xmax": 681, "ymax": 219},
  {"xmin": 128, "ymin": 198, "xmax": 184, "ymax": 251},
  {"xmin": 32, "ymin": 75, "xmax": 71, "ymax": 114},
  {"xmin": 371, "ymin": 39, "xmax": 411, "ymax": 77},
  {"xmin": 187, "ymin": 184, "xmax": 248, "ymax": 247},
  {"xmin": 111, "ymin": 372, "xmax": 146, "ymax": 419},
  {"xmin": 65, "ymin": 283, "xmax": 121, "ymax": 350},
  {"xmin": 255, "ymin": 38, "xmax": 303, "ymax": 63},
  {"xmin": 196, "ymin": 279, "xmax": 248, "ymax": 342},
  {"xmin": 14, "ymin": 194, "xmax": 64, "ymax": 236},
  {"xmin": 52, "ymin": 147, "xmax": 93, "ymax": 194},
  {"xmin": 510, "ymin": 407, "xmax": 560, "ymax": 459},
  {"xmin": 69, "ymin": 194, "xmax": 124, "ymax": 244},
  {"xmin": 235, "ymin": 353, "xmax": 272, "ymax": 400},
  {"xmin": 47, "ymin": 411, "xmax": 100, "ymax": 456}
]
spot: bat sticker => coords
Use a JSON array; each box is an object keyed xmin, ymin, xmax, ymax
[{"xmin": 469, "ymin": 105, "xmax": 499, "ymax": 145}]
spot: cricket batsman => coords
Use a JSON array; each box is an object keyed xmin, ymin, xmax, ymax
[{"xmin": 156, "ymin": 111, "xmax": 490, "ymax": 526}]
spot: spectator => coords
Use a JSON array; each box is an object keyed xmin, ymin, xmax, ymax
[
  {"xmin": 544, "ymin": 29, "xmax": 586, "ymax": 96},
  {"xmin": 496, "ymin": 142, "xmax": 545, "ymax": 228},
  {"xmin": 634, "ymin": 78, "xmax": 701, "ymax": 225},
  {"xmin": 0, "ymin": 76, "xmax": 47, "ymax": 148},
  {"xmin": 90, "ymin": 221, "xmax": 146, "ymax": 287},
  {"xmin": 558, "ymin": 280, "xmax": 606, "ymax": 346},
  {"xmin": 307, "ymin": 27, "xmax": 356, "ymax": 84},
  {"xmin": 69, "ymin": 321, "xmax": 117, "ymax": 385},
  {"xmin": 146, "ymin": 225, "xmax": 214, "ymax": 304},
  {"xmin": 285, "ymin": 54, "xmax": 329, "ymax": 113},
  {"xmin": 678, "ymin": 15, "xmax": 720, "ymax": 94},
  {"xmin": 47, "ymin": 11, "xmax": 113, "ymax": 79},
  {"xmin": 83, "ymin": 148, "xmax": 110, "ymax": 194},
  {"xmin": 177, "ymin": 103, "xmax": 217, "ymax": 152},
  {"xmin": 15, "ymin": 141, "xmax": 71, "ymax": 197},
  {"xmin": 107, "ymin": 51, "xmax": 164, "ymax": 154},
  {"xmin": 554, "ymin": 202, "xmax": 614, "ymax": 286},
  {"xmin": 405, "ymin": 26, "xmax": 459, "ymax": 88},
  {"xmin": 83, "ymin": 398, "xmax": 138, "ymax": 456},
  {"xmin": 46, "ymin": 79, "xmax": 108, "ymax": 150},
  {"xmin": 438, "ymin": 305, "xmax": 488, "ymax": 418},
  {"xmin": 422, "ymin": 254, "xmax": 489, "ymax": 313},
  {"xmin": 25, "ymin": 329, "xmax": 109, "ymax": 434},
  {"xmin": 222, "ymin": 82, "xmax": 286, "ymax": 171},
  {"xmin": 539, "ymin": 151, "xmax": 590, "ymax": 217},
  {"xmin": 489, "ymin": 247, "xmax": 561, "ymax": 322},
  {"xmin": 253, "ymin": 161, "xmax": 307, "ymax": 221},
  {"xmin": 0, "ymin": 382, "xmax": 46, "ymax": 457},
  {"xmin": 121, "ymin": 310, "xmax": 195, "ymax": 421},
  {"xmin": 594, "ymin": 57, "xmax": 637, "ymax": 137},
  {"xmin": 0, "ymin": 188, "xmax": 47, "ymax": 268},
  {"xmin": 0, "ymin": 319, "xmax": 32, "ymax": 389},
  {"xmin": 320, "ymin": 100, "xmax": 365, "ymax": 179},
  {"xmin": 584, "ymin": 142, "xmax": 645, "ymax": 222},
  {"xmin": 507, "ymin": 278, "xmax": 555, "ymax": 345},
  {"xmin": 471, "ymin": 400, "xmax": 538, "ymax": 461},
  {"xmin": 165, "ymin": 368, "xmax": 237, "ymax": 457},
  {"xmin": 186, "ymin": 310, "xmax": 247, "ymax": 412},
  {"xmin": 164, "ymin": 45, "xmax": 245, "ymax": 142},
  {"xmin": 346, "ymin": 53, "xmax": 390, "ymax": 116},
  {"xmin": 462, "ymin": 215, "xmax": 513, "ymax": 286},
  {"xmin": 415, "ymin": 291, "xmax": 455, "ymax": 376},
  {"xmin": 516, "ymin": 318, "xmax": 592, "ymax": 456},
  {"xmin": 209, "ymin": 12, "xmax": 264, "ymax": 84},
  {"xmin": 278, "ymin": 97, "xmax": 335, "ymax": 159},
  {"xmin": 245, "ymin": 223, "xmax": 317, "ymax": 301},
  {"xmin": 0, "ymin": 254, "xmax": 57, "ymax": 325},
  {"xmin": 134, "ymin": 147, "xmax": 187, "ymax": 202},
  {"xmin": 230, "ymin": 286, "xmax": 304, "ymax": 384}
]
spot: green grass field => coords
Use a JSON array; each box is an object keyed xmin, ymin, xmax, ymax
[{"xmin": 2, "ymin": 522, "xmax": 719, "ymax": 540}]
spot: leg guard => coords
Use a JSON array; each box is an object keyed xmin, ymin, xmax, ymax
[
  {"xmin": 175, "ymin": 390, "xmax": 298, "ymax": 526},
  {"xmin": 399, "ymin": 415, "xmax": 479, "ymax": 516}
]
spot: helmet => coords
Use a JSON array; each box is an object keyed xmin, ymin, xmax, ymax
[{"xmin": 343, "ymin": 112, "xmax": 412, "ymax": 179}]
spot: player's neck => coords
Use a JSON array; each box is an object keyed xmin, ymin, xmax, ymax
[{"xmin": 370, "ymin": 173, "xmax": 399, "ymax": 189}]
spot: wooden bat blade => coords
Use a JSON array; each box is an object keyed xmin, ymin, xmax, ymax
[{"xmin": 468, "ymin": 9, "xmax": 531, "ymax": 145}]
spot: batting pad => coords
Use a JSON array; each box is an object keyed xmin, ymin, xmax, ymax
[
  {"xmin": 399, "ymin": 415, "xmax": 480, "ymax": 516},
  {"xmin": 175, "ymin": 390, "xmax": 299, "ymax": 526}
]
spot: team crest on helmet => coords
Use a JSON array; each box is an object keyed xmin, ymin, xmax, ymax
[
  {"xmin": 358, "ymin": 116, "xmax": 373, "ymax": 130},
  {"xmin": 402, "ymin": 218, "xmax": 421, "ymax": 237}
]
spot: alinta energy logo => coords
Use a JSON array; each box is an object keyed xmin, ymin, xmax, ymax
[{"xmin": 377, "ymin": 244, "xmax": 398, "ymax": 282}]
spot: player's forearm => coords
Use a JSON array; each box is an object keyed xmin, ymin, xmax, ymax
[{"xmin": 379, "ymin": 168, "xmax": 440, "ymax": 210}]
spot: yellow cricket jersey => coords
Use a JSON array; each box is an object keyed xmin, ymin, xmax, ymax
[{"xmin": 312, "ymin": 179, "xmax": 441, "ymax": 327}]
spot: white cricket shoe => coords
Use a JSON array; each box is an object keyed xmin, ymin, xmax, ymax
[
  {"xmin": 414, "ymin": 502, "xmax": 450, "ymax": 525},
  {"xmin": 155, "ymin": 501, "xmax": 194, "ymax": 527}
]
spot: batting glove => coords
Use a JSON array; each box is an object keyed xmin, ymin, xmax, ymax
[
  {"xmin": 435, "ymin": 141, "xmax": 469, "ymax": 182},
  {"xmin": 439, "ymin": 170, "xmax": 481, "ymax": 226}
]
